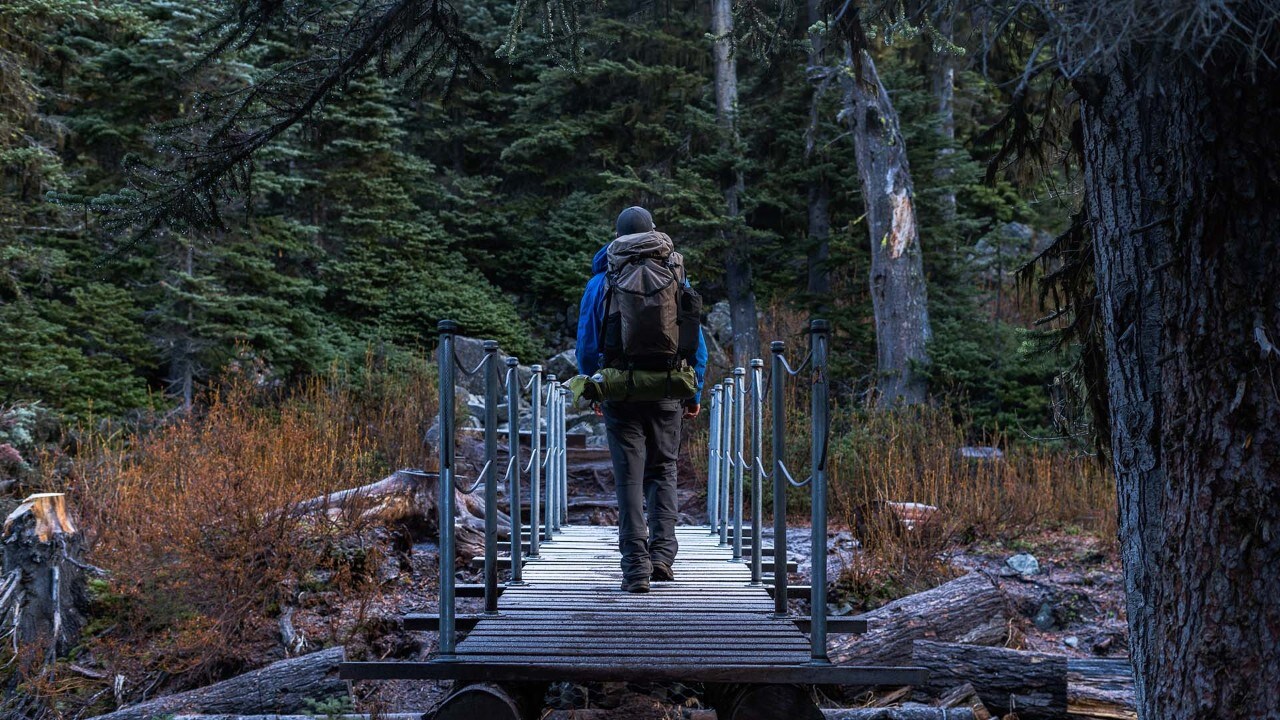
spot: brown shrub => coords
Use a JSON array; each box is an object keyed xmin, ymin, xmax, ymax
[{"xmin": 61, "ymin": 354, "xmax": 437, "ymax": 687}]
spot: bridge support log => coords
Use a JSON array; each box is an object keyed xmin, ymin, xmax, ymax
[
  {"xmin": 431, "ymin": 681, "xmax": 543, "ymax": 720},
  {"xmin": 705, "ymin": 683, "xmax": 822, "ymax": 720}
]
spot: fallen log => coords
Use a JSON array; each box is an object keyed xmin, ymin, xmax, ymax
[
  {"xmin": 822, "ymin": 708, "xmax": 976, "ymax": 719},
  {"xmin": 1067, "ymin": 658, "xmax": 1136, "ymax": 719},
  {"xmin": 84, "ymin": 647, "xmax": 346, "ymax": 720},
  {"xmin": 291, "ymin": 469, "xmax": 511, "ymax": 561},
  {"xmin": 831, "ymin": 572, "xmax": 1007, "ymax": 665},
  {"xmin": 173, "ymin": 716, "xmax": 422, "ymax": 720},
  {"xmin": 911, "ymin": 640, "xmax": 1067, "ymax": 720},
  {"xmin": 936, "ymin": 682, "xmax": 992, "ymax": 720}
]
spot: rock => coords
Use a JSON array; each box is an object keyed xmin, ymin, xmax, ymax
[
  {"xmin": 585, "ymin": 435, "xmax": 607, "ymax": 449},
  {"xmin": 451, "ymin": 335, "xmax": 526, "ymax": 395},
  {"xmin": 958, "ymin": 446, "xmax": 1004, "ymax": 461},
  {"xmin": 707, "ymin": 300, "xmax": 732, "ymax": 344},
  {"xmin": 1033, "ymin": 602, "xmax": 1056, "ymax": 631},
  {"xmin": 545, "ymin": 349, "xmax": 578, "ymax": 380},
  {"xmin": 1007, "ymin": 553, "xmax": 1040, "ymax": 576},
  {"xmin": 567, "ymin": 422, "xmax": 597, "ymax": 436},
  {"xmin": 1064, "ymin": 635, "xmax": 1080, "ymax": 649}
]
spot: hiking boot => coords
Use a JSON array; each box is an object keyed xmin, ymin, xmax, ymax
[
  {"xmin": 651, "ymin": 562, "xmax": 675, "ymax": 582},
  {"xmin": 621, "ymin": 577, "xmax": 651, "ymax": 594}
]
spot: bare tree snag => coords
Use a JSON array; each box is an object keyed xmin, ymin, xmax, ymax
[
  {"xmin": 831, "ymin": 572, "xmax": 1006, "ymax": 665},
  {"xmin": 1, "ymin": 493, "xmax": 90, "ymax": 661},
  {"xmin": 840, "ymin": 40, "xmax": 932, "ymax": 405},
  {"xmin": 911, "ymin": 640, "xmax": 1067, "ymax": 720},
  {"xmin": 84, "ymin": 646, "xmax": 346, "ymax": 720}
]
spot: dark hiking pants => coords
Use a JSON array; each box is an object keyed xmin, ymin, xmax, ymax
[{"xmin": 602, "ymin": 398, "xmax": 682, "ymax": 583}]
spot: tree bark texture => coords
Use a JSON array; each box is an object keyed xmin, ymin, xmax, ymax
[
  {"xmin": 1078, "ymin": 52, "xmax": 1280, "ymax": 718},
  {"xmin": 86, "ymin": 647, "xmax": 346, "ymax": 720},
  {"xmin": 843, "ymin": 46, "xmax": 932, "ymax": 405},
  {"xmin": 805, "ymin": 0, "xmax": 831, "ymax": 298},
  {"xmin": 1, "ymin": 493, "xmax": 89, "ymax": 661},
  {"xmin": 911, "ymin": 640, "xmax": 1067, "ymax": 720},
  {"xmin": 929, "ymin": 14, "xmax": 956, "ymax": 218},
  {"xmin": 830, "ymin": 572, "xmax": 1006, "ymax": 665},
  {"xmin": 711, "ymin": 0, "xmax": 759, "ymax": 365}
]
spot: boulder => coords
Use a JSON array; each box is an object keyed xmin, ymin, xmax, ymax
[{"xmin": 545, "ymin": 349, "xmax": 578, "ymax": 380}]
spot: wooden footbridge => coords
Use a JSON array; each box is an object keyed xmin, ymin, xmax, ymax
[{"xmin": 340, "ymin": 320, "xmax": 927, "ymax": 719}]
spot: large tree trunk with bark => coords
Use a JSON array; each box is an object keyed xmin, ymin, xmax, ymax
[
  {"xmin": 1078, "ymin": 51, "xmax": 1280, "ymax": 718},
  {"xmin": 842, "ymin": 44, "xmax": 933, "ymax": 405},
  {"xmin": 711, "ymin": 0, "xmax": 759, "ymax": 365}
]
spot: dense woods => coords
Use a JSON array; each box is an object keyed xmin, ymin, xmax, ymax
[{"xmin": 1, "ymin": 0, "xmax": 1276, "ymax": 718}]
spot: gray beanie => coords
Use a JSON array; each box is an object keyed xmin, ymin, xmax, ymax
[{"xmin": 615, "ymin": 206, "xmax": 655, "ymax": 236}]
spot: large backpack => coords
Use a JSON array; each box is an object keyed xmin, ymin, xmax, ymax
[{"xmin": 601, "ymin": 230, "xmax": 702, "ymax": 371}]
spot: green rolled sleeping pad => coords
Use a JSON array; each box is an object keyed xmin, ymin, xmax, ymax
[{"xmin": 566, "ymin": 366, "xmax": 697, "ymax": 403}]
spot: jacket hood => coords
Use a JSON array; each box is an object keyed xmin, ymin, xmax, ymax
[{"xmin": 591, "ymin": 244, "xmax": 610, "ymax": 274}]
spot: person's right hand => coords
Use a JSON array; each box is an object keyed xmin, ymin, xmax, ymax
[{"xmin": 683, "ymin": 403, "xmax": 701, "ymax": 419}]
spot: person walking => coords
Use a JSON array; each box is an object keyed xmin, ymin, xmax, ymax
[{"xmin": 576, "ymin": 206, "xmax": 708, "ymax": 594}]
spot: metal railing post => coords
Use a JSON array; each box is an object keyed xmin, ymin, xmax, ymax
[
  {"xmin": 708, "ymin": 385, "xmax": 722, "ymax": 533},
  {"xmin": 732, "ymin": 367, "xmax": 746, "ymax": 562},
  {"xmin": 810, "ymin": 319, "xmax": 831, "ymax": 662},
  {"xmin": 559, "ymin": 387, "xmax": 570, "ymax": 527},
  {"xmin": 482, "ymin": 341, "xmax": 500, "ymax": 614},
  {"xmin": 528, "ymin": 365, "xmax": 542, "ymax": 558},
  {"xmin": 437, "ymin": 321, "xmax": 458, "ymax": 656},
  {"xmin": 749, "ymin": 359, "xmax": 764, "ymax": 586},
  {"xmin": 718, "ymin": 376, "xmax": 733, "ymax": 547},
  {"xmin": 505, "ymin": 357, "xmax": 524, "ymax": 584},
  {"xmin": 770, "ymin": 341, "xmax": 788, "ymax": 618},
  {"xmin": 545, "ymin": 375, "xmax": 560, "ymax": 535}
]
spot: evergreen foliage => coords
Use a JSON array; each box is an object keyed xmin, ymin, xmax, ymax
[{"xmin": 0, "ymin": 0, "xmax": 1070, "ymax": 437}]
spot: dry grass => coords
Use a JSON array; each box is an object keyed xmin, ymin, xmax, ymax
[
  {"xmin": 829, "ymin": 405, "xmax": 1115, "ymax": 604},
  {"xmin": 42, "ymin": 354, "xmax": 438, "ymax": 694}
]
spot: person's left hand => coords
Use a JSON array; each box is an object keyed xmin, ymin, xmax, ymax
[
  {"xmin": 683, "ymin": 403, "xmax": 701, "ymax": 419},
  {"xmin": 592, "ymin": 402, "xmax": 603, "ymax": 416}
]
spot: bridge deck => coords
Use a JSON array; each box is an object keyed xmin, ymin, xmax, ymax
[{"xmin": 341, "ymin": 525, "xmax": 927, "ymax": 686}]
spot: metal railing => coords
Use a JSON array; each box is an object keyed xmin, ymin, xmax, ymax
[
  {"xmin": 704, "ymin": 318, "xmax": 832, "ymax": 663},
  {"xmin": 436, "ymin": 317, "xmax": 831, "ymax": 664},
  {"xmin": 434, "ymin": 321, "xmax": 571, "ymax": 658}
]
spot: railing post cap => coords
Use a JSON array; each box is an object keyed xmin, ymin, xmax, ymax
[
  {"xmin": 483, "ymin": 340, "xmax": 500, "ymax": 351},
  {"xmin": 733, "ymin": 367, "xmax": 746, "ymax": 376},
  {"xmin": 546, "ymin": 374, "xmax": 558, "ymax": 382},
  {"xmin": 530, "ymin": 364, "xmax": 543, "ymax": 372},
  {"xmin": 810, "ymin": 318, "xmax": 831, "ymax": 332},
  {"xmin": 770, "ymin": 341, "xmax": 786, "ymax": 352},
  {"xmin": 505, "ymin": 357, "xmax": 519, "ymax": 367},
  {"xmin": 438, "ymin": 319, "xmax": 459, "ymax": 333},
  {"xmin": 750, "ymin": 359, "xmax": 764, "ymax": 368}
]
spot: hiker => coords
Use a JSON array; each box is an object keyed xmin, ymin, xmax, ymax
[{"xmin": 576, "ymin": 206, "xmax": 708, "ymax": 594}]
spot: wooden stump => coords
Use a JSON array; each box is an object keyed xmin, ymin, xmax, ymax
[
  {"xmin": 705, "ymin": 684, "xmax": 823, "ymax": 720},
  {"xmin": 1, "ymin": 493, "xmax": 89, "ymax": 661},
  {"xmin": 431, "ymin": 682, "xmax": 542, "ymax": 720}
]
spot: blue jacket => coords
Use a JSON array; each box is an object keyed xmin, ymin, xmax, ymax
[{"xmin": 577, "ymin": 243, "xmax": 709, "ymax": 404}]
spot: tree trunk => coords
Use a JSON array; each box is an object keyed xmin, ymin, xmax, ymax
[
  {"xmin": 830, "ymin": 572, "xmax": 1006, "ymax": 665},
  {"xmin": 86, "ymin": 647, "xmax": 346, "ymax": 720},
  {"xmin": 930, "ymin": 14, "xmax": 956, "ymax": 218},
  {"xmin": 711, "ymin": 0, "xmax": 759, "ymax": 365},
  {"xmin": 1077, "ymin": 52, "xmax": 1280, "ymax": 718},
  {"xmin": 805, "ymin": 0, "xmax": 831, "ymax": 299},
  {"xmin": 842, "ymin": 44, "xmax": 932, "ymax": 405}
]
